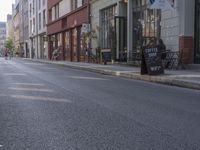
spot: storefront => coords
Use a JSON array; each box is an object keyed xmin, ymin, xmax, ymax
[
  {"xmin": 132, "ymin": 0, "xmax": 161, "ymax": 51},
  {"xmin": 91, "ymin": 0, "xmax": 127, "ymax": 62},
  {"xmin": 128, "ymin": 0, "xmax": 197, "ymax": 64},
  {"xmin": 47, "ymin": 0, "xmax": 89, "ymax": 62}
]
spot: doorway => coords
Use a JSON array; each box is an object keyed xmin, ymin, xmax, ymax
[
  {"xmin": 115, "ymin": 17, "xmax": 127, "ymax": 62},
  {"xmin": 195, "ymin": 0, "xmax": 200, "ymax": 63}
]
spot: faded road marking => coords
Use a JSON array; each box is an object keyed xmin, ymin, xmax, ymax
[
  {"xmin": 11, "ymin": 95, "xmax": 71, "ymax": 103},
  {"xmin": 8, "ymin": 87, "xmax": 54, "ymax": 92},
  {"xmin": 24, "ymin": 63, "xmax": 45, "ymax": 66},
  {"xmin": 11, "ymin": 83, "xmax": 45, "ymax": 86},
  {"xmin": 69, "ymin": 76, "xmax": 109, "ymax": 81},
  {"xmin": 3, "ymin": 73, "xmax": 27, "ymax": 76}
]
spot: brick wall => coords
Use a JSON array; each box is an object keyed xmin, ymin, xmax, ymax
[{"xmin": 179, "ymin": 36, "xmax": 194, "ymax": 64}]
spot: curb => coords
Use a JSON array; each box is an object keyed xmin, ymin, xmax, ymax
[{"xmin": 22, "ymin": 58, "xmax": 200, "ymax": 90}]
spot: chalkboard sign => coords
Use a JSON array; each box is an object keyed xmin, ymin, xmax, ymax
[{"xmin": 141, "ymin": 46, "xmax": 164, "ymax": 75}]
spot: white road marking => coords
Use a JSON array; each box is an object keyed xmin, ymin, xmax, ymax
[
  {"xmin": 69, "ymin": 76, "xmax": 108, "ymax": 80},
  {"xmin": 0, "ymin": 94, "xmax": 7, "ymax": 97},
  {"xmin": 39, "ymin": 67, "xmax": 57, "ymax": 70},
  {"xmin": 3, "ymin": 73, "xmax": 27, "ymax": 76},
  {"xmin": 11, "ymin": 95, "xmax": 71, "ymax": 103},
  {"xmin": 11, "ymin": 83, "xmax": 45, "ymax": 86},
  {"xmin": 8, "ymin": 87, "xmax": 54, "ymax": 92},
  {"xmin": 0, "ymin": 145, "xmax": 3, "ymax": 147},
  {"xmin": 24, "ymin": 63, "xmax": 45, "ymax": 66}
]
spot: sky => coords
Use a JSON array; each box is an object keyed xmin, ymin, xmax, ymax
[{"xmin": 0, "ymin": 0, "xmax": 14, "ymax": 22}]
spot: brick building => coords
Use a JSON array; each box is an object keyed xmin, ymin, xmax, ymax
[{"xmin": 47, "ymin": 0, "xmax": 89, "ymax": 62}]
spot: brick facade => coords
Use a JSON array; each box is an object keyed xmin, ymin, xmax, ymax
[
  {"xmin": 47, "ymin": 0, "xmax": 89, "ymax": 62},
  {"xmin": 179, "ymin": 36, "xmax": 194, "ymax": 64}
]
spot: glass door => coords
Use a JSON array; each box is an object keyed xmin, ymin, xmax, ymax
[
  {"xmin": 115, "ymin": 17, "xmax": 127, "ymax": 62},
  {"xmin": 195, "ymin": 0, "xmax": 200, "ymax": 63}
]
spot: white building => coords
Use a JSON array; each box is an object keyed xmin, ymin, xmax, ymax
[
  {"xmin": 0, "ymin": 22, "xmax": 6, "ymax": 56},
  {"xmin": 90, "ymin": 0, "xmax": 128, "ymax": 62},
  {"xmin": 29, "ymin": 0, "xmax": 48, "ymax": 59},
  {"xmin": 91, "ymin": 0, "xmax": 198, "ymax": 64}
]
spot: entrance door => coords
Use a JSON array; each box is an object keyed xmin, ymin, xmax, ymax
[
  {"xmin": 115, "ymin": 17, "xmax": 127, "ymax": 62},
  {"xmin": 195, "ymin": 0, "xmax": 200, "ymax": 63}
]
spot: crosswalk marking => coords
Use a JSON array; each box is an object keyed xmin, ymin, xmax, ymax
[
  {"xmin": 8, "ymin": 87, "xmax": 54, "ymax": 92},
  {"xmin": 11, "ymin": 95, "xmax": 71, "ymax": 103},
  {"xmin": 11, "ymin": 83, "xmax": 45, "ymax": 86},
  {"xmin": 3, "ymin": 73, "xmax": 27, "ymax": 76},
  {"xmin": 0, "ymin": 94, "xmax": 7, "ymax": 97}
]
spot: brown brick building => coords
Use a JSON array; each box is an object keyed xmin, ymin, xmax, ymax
[{"xmin": 47, "ymin": 0, "xmax": 89, "ymax": 61}]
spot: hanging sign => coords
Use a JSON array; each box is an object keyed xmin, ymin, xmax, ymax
[{"xmin": 148, "ymin": 0, "xmax": 174, "ymax": 10}]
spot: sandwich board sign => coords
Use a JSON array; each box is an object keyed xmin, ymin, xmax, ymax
[{"xmin": 141, "ymin": 46, "xmax": 164, "ymax": 75}]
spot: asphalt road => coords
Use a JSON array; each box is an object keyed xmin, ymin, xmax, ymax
[{"xmin": 0, "ymin": 58, "xmax": 200, "ymax": 150}]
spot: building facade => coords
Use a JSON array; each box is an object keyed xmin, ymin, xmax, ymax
[
  {"xmin": 90, "ymin": 0, "xmax": 128, "ymax": 62},
  {"xmin": 6, "ymin": 14, "xmax": 14, "ymax": 41},
  {"xmin": 20, "ymin": 0, "xmax": 29, "ymax": 58},
  {"xmin": 0, "ymin": 22, "xmax": 6, "ymax": 56},
  {"xmin": 91, "ymin": 0, "xmax": 199, "ymax": 64},
  {"xmin": 29, "ymin": 0, "xmax": 48, "ymax": 59},
  {"xmin": 47, "ymin": 0, "xmax": 90, "ymax": 62},
  {"xmin": 127, "ymin": 0, "xmax": 199, "ymax": 64},
  {"xmin": 13, "ymin": 1, "xmax": 20, "ymax": 55}
]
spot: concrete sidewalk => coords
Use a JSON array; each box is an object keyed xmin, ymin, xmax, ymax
[{"xmin": 23, "ymin": 58, "xmax": 200, "ymax": 90}]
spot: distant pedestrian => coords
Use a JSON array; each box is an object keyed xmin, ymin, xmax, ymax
[{"xmin": 4, "ymin": 49, "xmax": 8, "ymax": 60}]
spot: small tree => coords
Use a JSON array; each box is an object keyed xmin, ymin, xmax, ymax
[
  {"xmin": 5, "ymin": 38, "xmax": 14, "ymax": 55},
  {"xmin": 82, "ymin": 30, "xmax": 97, "ymax": 62}
]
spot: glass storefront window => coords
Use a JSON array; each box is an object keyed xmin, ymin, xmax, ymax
[
  {"xmin": 100, "ymin": 5, "xmax": 117, "ymax": 49},
  {"xmin": 64, "ymin": 31, "xmax": 70, "ymax": 60},
  {"xmin": 132, "ymin": 0, "xmax": 161, "ymax": 51}
]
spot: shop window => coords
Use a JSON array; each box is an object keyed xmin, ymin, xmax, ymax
[
  {"xmin": 132, "ymin": 0, "xmax": 161, "ymax": 51},
  {"xmin": 100, "ymin": 5, "xmax": 117, "ymax": 49},
  {"xmin": 71, "ymin": 0, "xmax": 78, "ymax": 10}
]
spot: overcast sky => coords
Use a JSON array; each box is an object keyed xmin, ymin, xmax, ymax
[{"xmin": 0, "ymin": 0, "xmax": 14, "ymax": 22}]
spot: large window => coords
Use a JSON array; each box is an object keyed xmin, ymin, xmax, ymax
[
  {"xmin": 100, "ymin": 5, "xmax": 117, "ymax": 49},
  {"xmin": 55, "ymin": 4, "xmax": 59, "ymax": 20},
  {"xmin": 39, "ymin": 13, "xmax": 41, "ymax": 30},
  {"xmin": 43, "ymin": 10, "xmax": 46, "ymax": 28},
  {"xmin": 132, "ymin": 0, "xmax": 161, "ymax": 51}
]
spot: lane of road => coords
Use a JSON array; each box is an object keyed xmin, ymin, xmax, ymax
[{"xmin": 0, "ymin": 58, "xmax": 200, "ymax": 150}]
